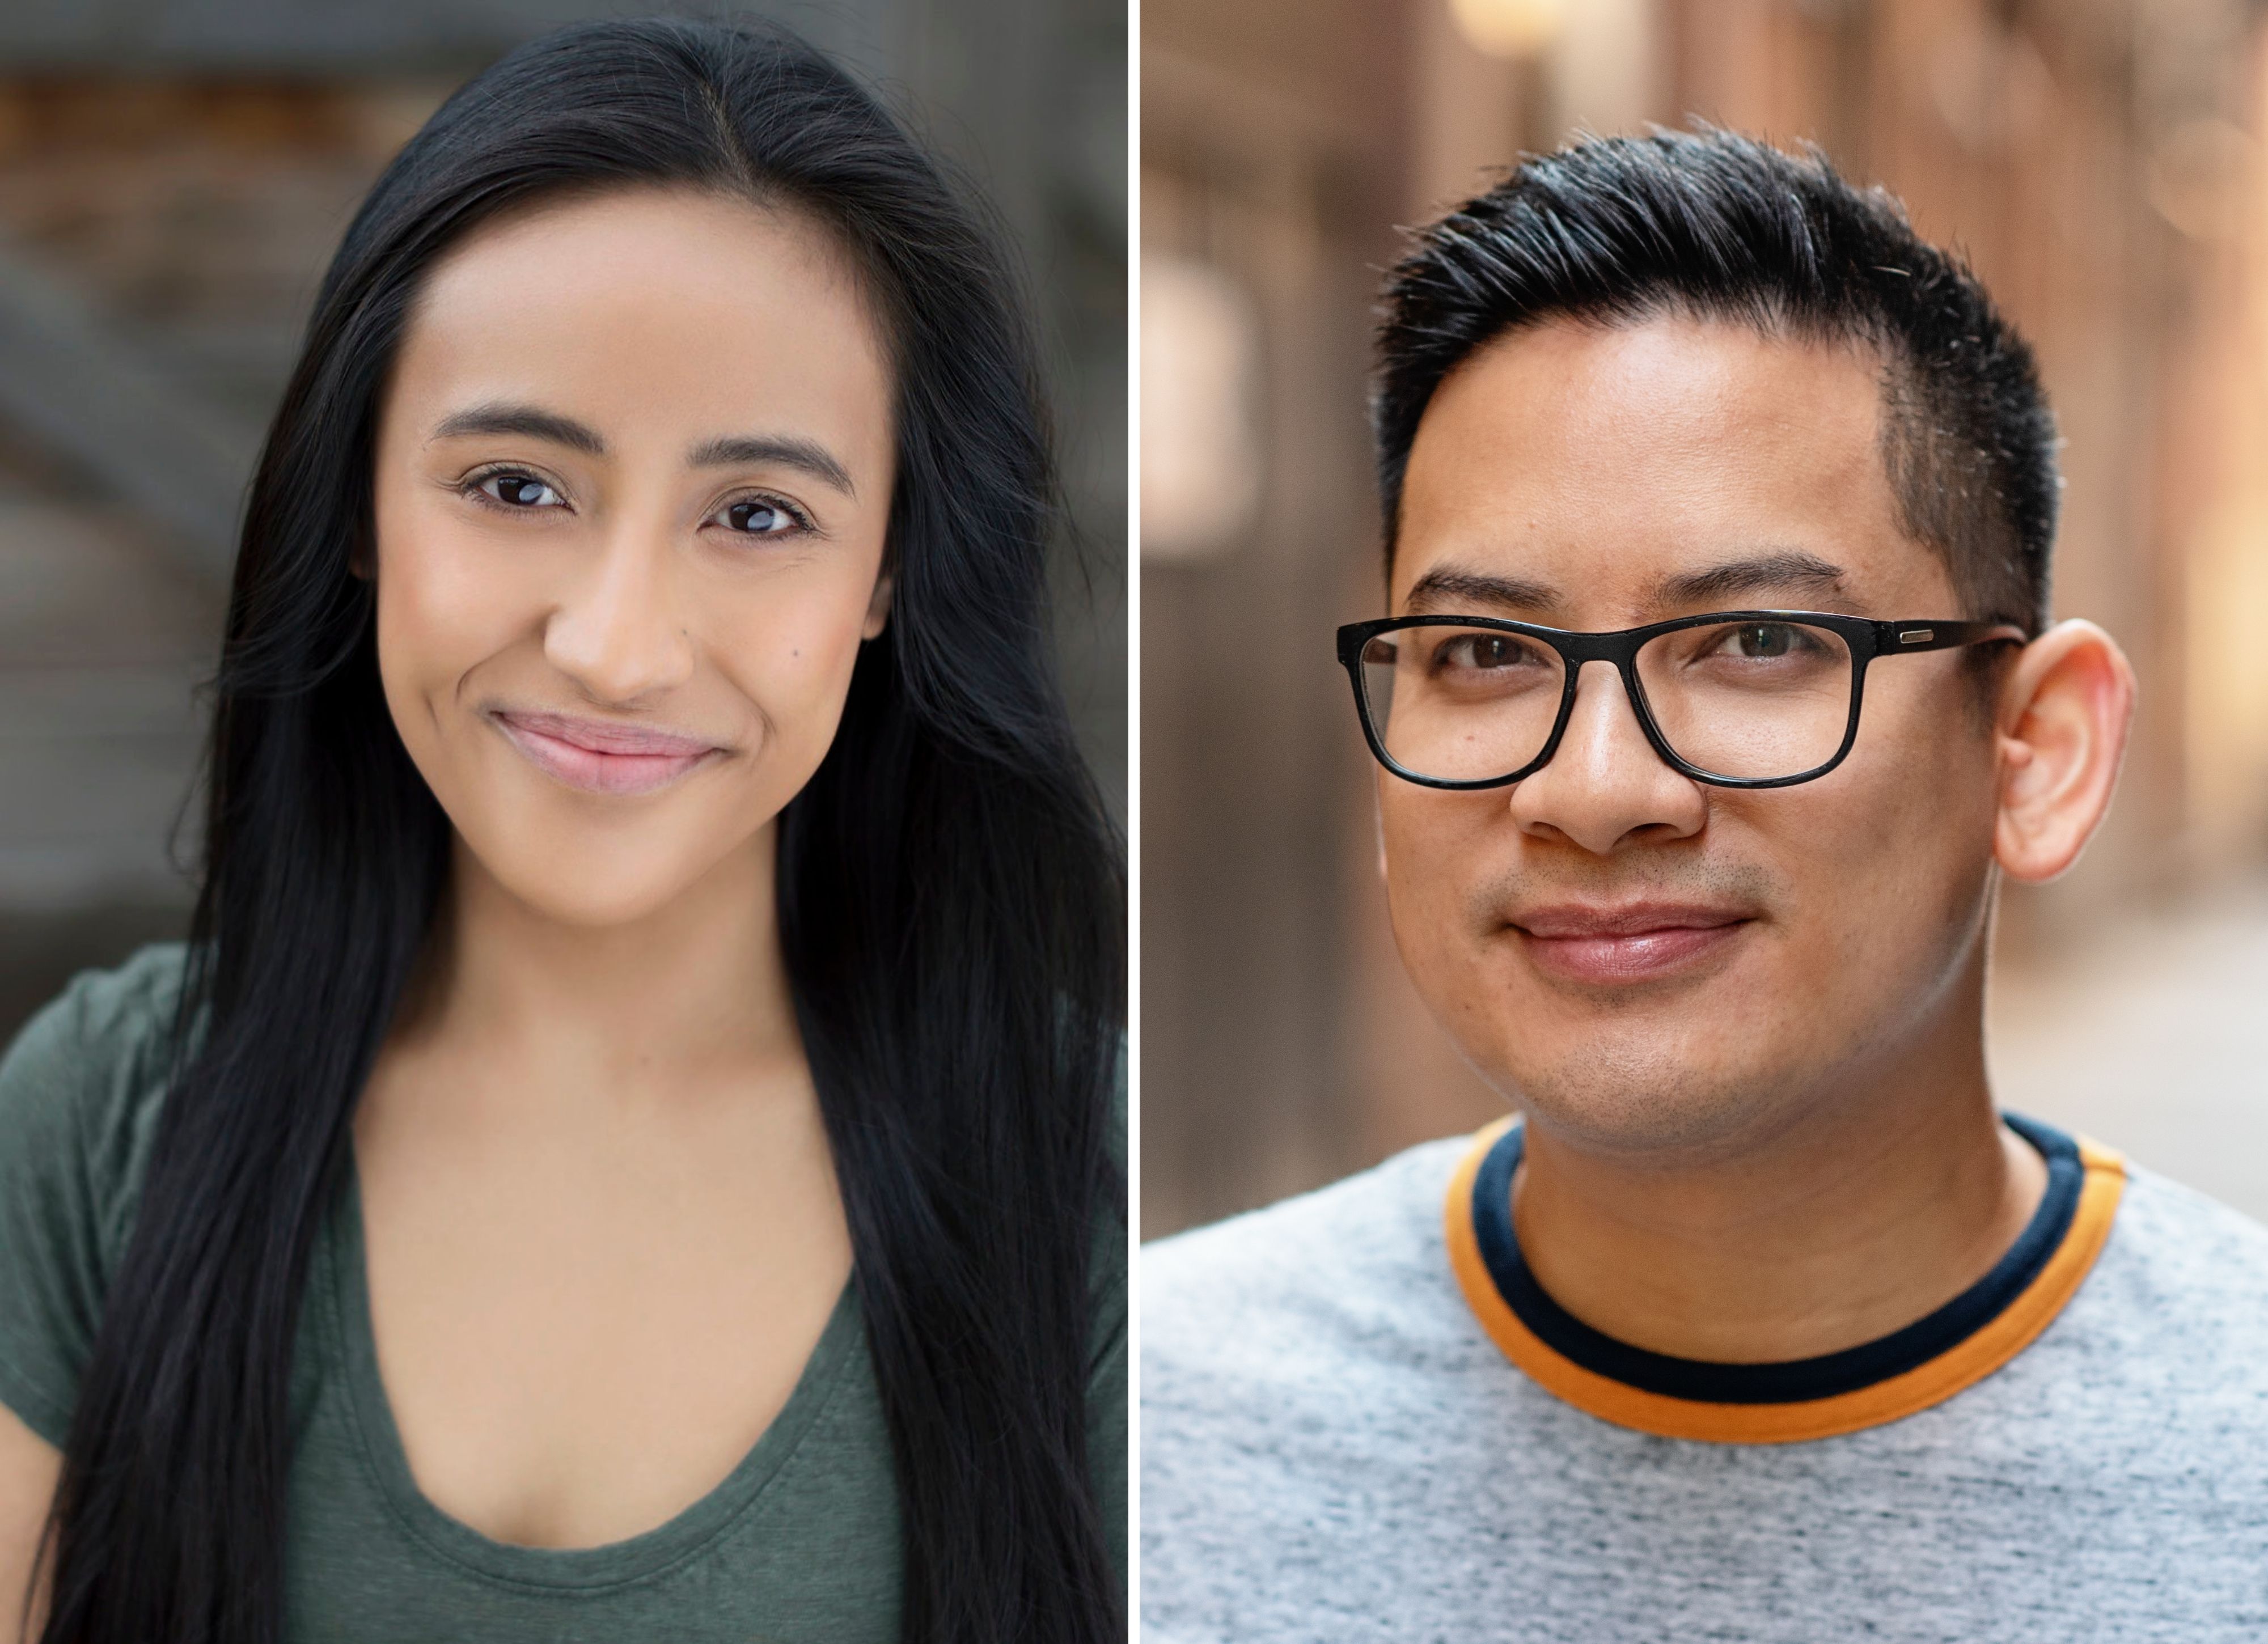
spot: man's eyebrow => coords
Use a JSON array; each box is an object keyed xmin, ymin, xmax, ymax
[
  {"xmin": 431, "ymin": 402, "xmax": 605, "ymax": 456},
  {"xmin": 1402, "ymin": 566, "xmax": 1562, "ymax": 616},
  {"xmin": 688, "ymin": 434, "xmax": 856, "ymax": 497},
  {"xmin": 1655, "ymin": 549, "xmax": 1850, "ymax": 607}
]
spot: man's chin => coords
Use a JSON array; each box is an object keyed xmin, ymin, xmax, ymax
[{"xmin": 1487, "ymin": 1032, "xmax": 1808, "ymax": 1158}]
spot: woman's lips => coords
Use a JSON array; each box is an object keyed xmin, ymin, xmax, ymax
[
  {"xmin": 489, "ymin": 710, "xmax": 723, "ymax": 796},
  {"xmin": 1511, "ymin": 903, "xmax": 1752, "ymax": 984}
]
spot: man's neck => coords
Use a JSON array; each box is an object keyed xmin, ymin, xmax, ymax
[{"xmin": 1509, "ymin": 1006, "xmax": 2047, "ymax": 1366}]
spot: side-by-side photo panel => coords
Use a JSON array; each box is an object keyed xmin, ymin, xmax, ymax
[
  {"xmin": 1142, "ymin": 1, "xmax": 2268, "ymax": 1639},
  {"xmin": 0, "ymin": 3, "xmax": 1128, "ymax": 1639}
]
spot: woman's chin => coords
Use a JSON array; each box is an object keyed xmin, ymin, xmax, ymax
[{"xmin": 454, "ymin": 831, "xmax": 764, "ymax": 932}]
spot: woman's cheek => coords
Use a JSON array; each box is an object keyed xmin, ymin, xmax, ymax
[
  {"xmin": 722, "ymin": 587, "xmax": 874, "ymax": 727},
  {"xmin": 383, "ymin": 512, "xmax": 539, "ymax": 698}
]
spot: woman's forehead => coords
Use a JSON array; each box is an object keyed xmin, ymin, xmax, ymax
[{"xmin": 387, "ymin": 186, "xmax": 892, "ymax": 472}]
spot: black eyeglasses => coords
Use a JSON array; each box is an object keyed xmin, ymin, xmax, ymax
[{"xmin": 1335, "ymin": 611, "xmax": 2026, "ymax": 790}]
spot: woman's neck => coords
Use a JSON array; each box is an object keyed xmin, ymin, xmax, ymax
[{"xmin": 393, "ymin": 823, "xmax": 803, "ymax": 1108}]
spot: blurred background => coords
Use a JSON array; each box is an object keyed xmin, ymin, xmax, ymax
[
  {"xmin": 1142, "ymin": 0, "xmax": 2268, "ymax": 1232},
  {"xmin": 0, "ymin": 0, "xmax": 1125, "ymax": 1042}
]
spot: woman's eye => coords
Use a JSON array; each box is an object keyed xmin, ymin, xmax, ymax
[
  {"xmin": 714, "ymin": 498, "xmax": 806, "ymax": 536},
  {"xmin": 475, "ymin": 472, "xmax": 565, "ymax": 510}
]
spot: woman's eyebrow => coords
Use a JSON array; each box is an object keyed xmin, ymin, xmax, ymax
[
  {"xmin": 688, "ymin": 434, "xmax": 856, "ymax": 498},
  {"xmin": 430, "ymin": 401, "xmax": 604, "ymax": 455},
  {"xmin": 428, "ymin": 406, "xmax": 856, "ymax": 498}
]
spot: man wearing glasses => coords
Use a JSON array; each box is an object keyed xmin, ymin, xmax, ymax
[{"xmin": 1142, "ymin": 130, "xmax": 2268, "ymax": 1641}]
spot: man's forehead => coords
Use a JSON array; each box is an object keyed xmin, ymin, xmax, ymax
[
  {"xmin": 1390, "ymin": 313, "xmax": 1924, "ymax": 616},
  {"xmin": 1411, "ymin": 310, "xmax": 1887, "ymax": 454}
]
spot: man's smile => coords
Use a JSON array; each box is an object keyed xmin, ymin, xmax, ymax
[{"xmin": 1507, "ymin": 900, "xmax": 1755, "ymax": 984}]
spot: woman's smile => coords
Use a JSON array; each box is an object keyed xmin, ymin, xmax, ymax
[{"xmin": 488, "ymin": 707, "xmax": 727, "ymax": 796}]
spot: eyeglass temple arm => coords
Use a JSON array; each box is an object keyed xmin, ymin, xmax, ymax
[{"xmin": 1871, "ymin": 620, "xmax": 2030, "ymax": 654}]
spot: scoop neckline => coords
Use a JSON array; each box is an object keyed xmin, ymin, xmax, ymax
[{"xmin": 317, "ymin": 1155, "xmax": 863, "ymax": 1591}]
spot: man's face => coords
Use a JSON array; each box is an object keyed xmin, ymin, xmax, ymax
[{"xmin": 1382, "ymin": 313, "xmax": 2004, "ymax": 1154}]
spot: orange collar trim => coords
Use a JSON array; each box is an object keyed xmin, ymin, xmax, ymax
[{"xmin": 1444, "ymin": 1116, "xmax": 2126, "ymax": 1444}]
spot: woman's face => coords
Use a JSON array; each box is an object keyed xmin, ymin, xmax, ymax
[{"xmin": 371, "ymin": 186, "xmax": 895, "ymax": 926}]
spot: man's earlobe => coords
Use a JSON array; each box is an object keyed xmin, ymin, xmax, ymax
[
  {"xmin": 861, "ymin": 571, "xmax": 895, "ymax": 640},
  {"xmin": 1992, "ymin": 619, "xmax": 2135, "ymax": 883}
]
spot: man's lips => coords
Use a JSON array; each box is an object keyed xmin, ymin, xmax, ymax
[
  {"xmin": 489, "ymin": 709, "xmax": 725, "ymax": 796},
  {"xmin": 1509, "ymin": 902, "xmax": 1754, "ymax": 984}
]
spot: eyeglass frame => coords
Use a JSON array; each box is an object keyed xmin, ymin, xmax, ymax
[{"xmin": 1335, "ymin": 609, "xmax": 2029, "ymax": 791}]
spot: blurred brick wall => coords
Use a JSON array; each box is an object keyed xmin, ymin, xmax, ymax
[{"xmin": 0, "ymin": 80, "xmax": 431, "ymax": 1037}]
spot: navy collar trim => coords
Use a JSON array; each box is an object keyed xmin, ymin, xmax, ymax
[{"xmin": 1465, "ymin": 1113, "xmax": 2086, "ymax": 1406}]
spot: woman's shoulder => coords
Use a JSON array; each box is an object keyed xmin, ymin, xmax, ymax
[
  {"xmin": 0, "ymin": 940, "xmax": 192, "ymax": 1444},
  {"xmin": 0, "ymin": 940, "xmax": 191, "ymax": 1160}
]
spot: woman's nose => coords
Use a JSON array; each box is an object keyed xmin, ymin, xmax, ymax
[{"xmin": 540, "ymin": 524, "xmax": 697, "ymax": 705}]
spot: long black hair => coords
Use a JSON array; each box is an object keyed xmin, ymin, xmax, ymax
[{"xmin": 35, "ymin": 18, "xmax": 1123, "ymax": 1643}]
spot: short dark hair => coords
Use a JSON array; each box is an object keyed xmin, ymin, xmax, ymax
[{"xmin": 1373, "ymin": 128, "xmax": 2058, "ymax": 634}]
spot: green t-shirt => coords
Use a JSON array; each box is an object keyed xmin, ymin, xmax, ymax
[{"xmin": 0, "ymin": 944, "xmax": 1126, "ymax": 1641}]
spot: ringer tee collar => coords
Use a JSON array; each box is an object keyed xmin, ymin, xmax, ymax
[{"xmin": 1444, "ymin": 1113, "xmax": 2125, "ymax": 1443}]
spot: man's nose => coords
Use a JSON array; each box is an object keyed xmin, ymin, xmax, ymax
[{"xmin": 1505, "ymin": 659, "xmax": 1708, "ymax": 853}]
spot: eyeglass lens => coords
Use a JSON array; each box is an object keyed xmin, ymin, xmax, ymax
[{"xmin": 1357, "ymin": 619, "xmax": 1856, "ymax": 783}]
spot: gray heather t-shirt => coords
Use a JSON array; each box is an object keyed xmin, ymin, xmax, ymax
[
  {"xmin": 1141, "ymin": 1122, "xmax": 2268, "ymax": 1643},
  {"xmin": 0, "ymin": 945, "xmax": 1125, "ymax": 1642}
]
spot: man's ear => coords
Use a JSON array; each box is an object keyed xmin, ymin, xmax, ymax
[
  {"xmin": 1992, "ymin": 619, "xmax": 2135, "ymax": 883},
  {"xmin": 861, "ymin": 570, "xmax": 894, "ymax": 640}
]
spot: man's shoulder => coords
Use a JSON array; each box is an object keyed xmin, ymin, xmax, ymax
[
  {"xmin": 2119, "ymin": 1158, "xmax": 2268, "ymax": 1244},
  {"xmin": 2008, "ymin": 1154, "xmax": 2268, "ymax": 1426},
  {"xmin": 1142, "ymin": 1134, "xmax": 1480, "ymax": 1378},
  {"xmin": 1144, "ymin": 1134, "xmax": 1471, "ymax": 1295},
  {"xmin": 2086, "ymin": 1159, "xmax": 2268, "ymax": 1321}
]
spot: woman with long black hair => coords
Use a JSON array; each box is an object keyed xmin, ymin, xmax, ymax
[{"xmin": 0, "ymin": 17, "xmax": 1122, "ymax": 1643}]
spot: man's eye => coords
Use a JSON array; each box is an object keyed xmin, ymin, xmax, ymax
[
  {"xmin": 1441, "ymin": 634, "xmax": 1531, "ymax": 669},
  {"xmin": 476, "ymin": 472, "xmax": 564, "ymax": 509},
  {"xmin": 714, "ymin": 498, "xmax": 806, "ymax": 536},
  {"xmin": 1723, "ymin": 623, "xmax": 1799, "ymax": 658}
]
